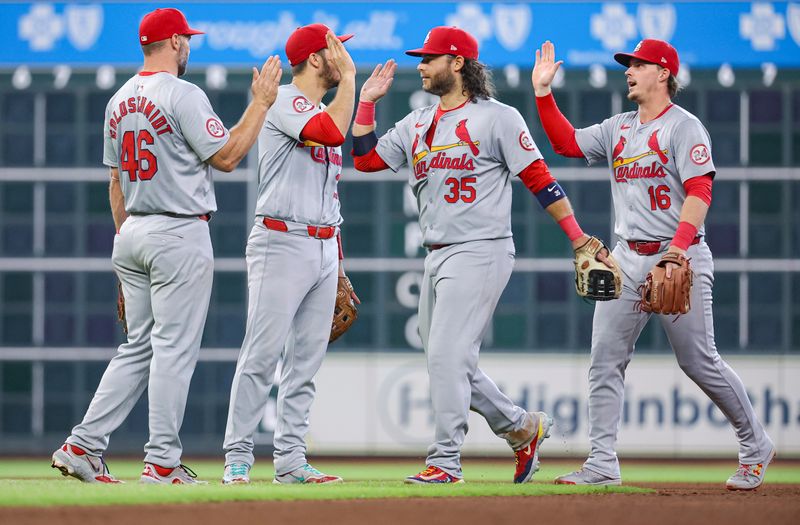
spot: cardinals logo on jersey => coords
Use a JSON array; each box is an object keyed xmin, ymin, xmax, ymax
[
  {"xmin": 412, "ymin": 119, "xmax": 480, "ymax": 165},
  {"xmin": 412, "ymin": 119, "xmax": 478, "ymax": 180},
  {"xmin": 612, "ymin": 130, "xmax": 669, "ymax": 183}
]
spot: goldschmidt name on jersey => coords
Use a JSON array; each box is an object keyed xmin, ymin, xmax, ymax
[{"xmin": 108, "ymin": 96, "xmax": 174, "ymax": 139}]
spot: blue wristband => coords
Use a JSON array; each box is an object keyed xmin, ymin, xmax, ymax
[
  {"xmin": 534, "ymin": 181, "xmax": 567, "ymax": 209},
  {"xmin": 353, "ymin": 131, "xmax": 378, "ymax": 156}
]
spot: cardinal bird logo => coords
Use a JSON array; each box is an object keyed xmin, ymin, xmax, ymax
[
  {"xmin": 647, "ymin": 130, "xmax": 669, "ymax": 164},
  {"xmin": 454, "ymin": 119, "xmax": 480, "ymax": 155},
  {"xmin": 612, "ymin": 135, "xmax": 627, "ymax": 161}
]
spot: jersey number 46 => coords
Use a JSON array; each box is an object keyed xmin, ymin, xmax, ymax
[{"xmin": 120, "ymin": 130, "xmax": 158, "ymax": 182}]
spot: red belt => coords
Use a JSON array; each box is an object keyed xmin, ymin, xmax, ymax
[
  {"xmin": 263, "ymin": 217, "xmax": 337, "ymax": 239},
  {"xmin": 428, "ymin": 244, "xmax": 451, "ymax": 251},
  {"xmin": 627, "ymin": 236, "xmax": 701, "ymax": 255}
]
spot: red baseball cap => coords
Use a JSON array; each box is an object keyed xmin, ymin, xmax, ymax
[
  {"xmin": 139, "ymin": 8, "xmax": 204, "ymax": 45},
  {"xmin": 285, "ymin": 23, "xmax": 354, "ymax": 67},
  {"xmin": 406, "ymin": 26, "xmax": 479, "ymax": 60},
  {"xmin": 614, "ymin": 39, "xmax": 679, "ymax": 77}
]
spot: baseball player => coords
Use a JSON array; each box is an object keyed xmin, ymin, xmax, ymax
[
  {"xmin": 352, "ymin": 27, "xmax": 612, "ymax": 484},
  {"xmin": 222, "ymin": 25, "xmax": 357, "ymax": 485},
  {"xmin": 50, "ymin": 8, "xmax": 281, "ymax": 484},
  {"xmin": 532, "ymin": 39, "xmax": 775, "ymax": 490}
]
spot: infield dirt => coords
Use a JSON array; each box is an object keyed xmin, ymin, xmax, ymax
[{"xmin": 2, "ymin": 483, "xmax": 799, "ymax": 525}]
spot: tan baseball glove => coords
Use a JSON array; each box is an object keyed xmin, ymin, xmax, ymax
[
  {"xmin": 117, "ymin": 280, "xmax": 128, "ymax": 334},
  {"xmin": 640, "ymin": 252, "xmax": 693, "ymax": 314},
  {"xmin": 330, "ymin": 276, "xmax": 358, "ymax": 343},
  {"xmin": 574, "ymin": 236, "xmax": 622, "ymax": 301}
]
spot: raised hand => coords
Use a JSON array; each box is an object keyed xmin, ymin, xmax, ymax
[
  {"xmin": 251, "ymin": 55, "xmax": 282, "ymax": 108},
  {"xmin": 325, "ymin": 31, "xmax": 356, "ymax": 77},
  {"xmin": 360, "ymin": 59, "xmax": 397, "ymax": 103},
  {"xmin": 532, "ymin": 40, "xmax": 563, "ymax": 97}
]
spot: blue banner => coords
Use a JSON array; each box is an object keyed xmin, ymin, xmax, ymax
[{"xmin": 3, "ymin": 1, "xmax": 800, "ymax": 68}]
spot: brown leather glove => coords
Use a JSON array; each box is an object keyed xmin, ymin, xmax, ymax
[
  {"xmin": 573, "ymin": 236, "xmax": 623, "ymax": 301},
  {"xmin": 117, "ymin": 280, "xmax": 128, "ymax": 334},
  {"xmin": 640, "ymin": 252, "xmax": 693, "ymax": 314},
  {"xmin": 330, "ymin": 276, "xmax": 358, "ymax": 343}
]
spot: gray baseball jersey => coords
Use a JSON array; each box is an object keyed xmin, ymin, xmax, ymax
[
  {"xmin": 103, "ymin": 71, "xmax": 229, "ymax": 215},
  {"xmin": 575, "ymin": 104, "xmax": 715, "ymax": 240},
  {"xmin": 255, "ymin": 84, "xmax": 343, "ymax": 226},
  {"xmin": 376, "ymin": 98, "xmax": 542, "ymax": 246}
]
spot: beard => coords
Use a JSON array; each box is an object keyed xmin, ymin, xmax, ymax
[
  {"xmin": 320, "ymin": 56, "xmax": 340, "ymax": 90},
  {"xmin": 177, "ymin": 40, "xmax": 189, "ymax": 77},
  {"xmin": 424, "ymin": 68, "xmax": 456, "ymax": 97}
]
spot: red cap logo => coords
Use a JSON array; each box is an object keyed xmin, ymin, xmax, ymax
[
  {"xmin": 405, "ymin": 26, "xmax": 479, "ymax": 60},
  {"xmin": 139, "ymin": 8, "xmax": 204, "ymax": 45},
  {"xmin": 285, "ymin": 23, "xmax": 354, "ymax": 67},
  {"xmin": 614, "ymin": 39, "xmax": 680, "ymax": 77}
]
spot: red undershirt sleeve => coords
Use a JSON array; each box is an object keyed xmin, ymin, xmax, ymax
[
  {"xmin": 353, "ymin": 146, "xmax": 390, "ymax": 172},
  {"xmin": 683, "ymin": 174, "xmax": 713, "ymax": 206},
  {"xmin": 535, "ymin": 93, "xmax": 585, "ymax": 158},
  {"xmin": 517, "ymin": 159, "xmax": 556, "ymax": 194},
  {"xmin": 300, "ymin": 112, "xmax": 345, "ymax": 147}
]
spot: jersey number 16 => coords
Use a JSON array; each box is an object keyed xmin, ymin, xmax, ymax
[
  {"xmin": 648, "ymin": 184, "xmax": 671, "ymax": 210},
  {"xmin": 120, "ymin": 130, "xmax": 159, "ymax": 182}
]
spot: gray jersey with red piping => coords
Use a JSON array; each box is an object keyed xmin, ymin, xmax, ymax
[
  {"xmin": 103, "ymin": 71, "xmax": 229, "ymax": 215},
  {"xmin": 375, "ymin": 97, "xmax": 542, "ymax": 246},
  {"xmin": 574, "ymin": 104, "xmax": 714, "ymax": 241},
  {"xmin": 255, "ymin": 84, "xmax": 343, "ymax": 226}
]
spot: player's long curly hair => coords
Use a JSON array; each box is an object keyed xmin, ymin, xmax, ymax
[{"xmin": 459, "ymin": 58, "xmax": 496, "ymax": 101}]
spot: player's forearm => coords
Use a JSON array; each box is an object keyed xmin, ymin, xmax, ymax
[
  {"xmin": 211, "ymin": 99, "xmax": 271, "ymax": 172},
  {"xmin": 324, "ymin": 74, "xmax": 356, "ymax": 136},
  {"xmin": 546, "ymin": 197, "xmax": 590, "ymax": 249},
  {"xmin": 545, "ymin": 197, "xmax": 576, "ymax": 222},
  {"xmin": 108, "ymin": 169, "xmax": 127, "ymax": 232},
  {"xmin": 352, "ymin": 121, "xmax": 377, "ymax": 137},
  {"xmin": 352, "ymin": 99, "xmax": 377, "ymax": 137},
  {"xmin": 669, "ymin": 196, "xmax": 708, "ymax": 252},
  {"xmin": 678, "ymin": 195, "xmax": 709, "ymax": 228}
]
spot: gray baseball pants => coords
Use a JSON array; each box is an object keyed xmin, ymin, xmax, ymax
[
  {"xmin": 223, "ymin": 219, "xmax": 338, "ymax": 475},
  {"xmin": 67, "ymin": 214, "xmax": 214, "ymax": 467},
  {"xmin": 419, "ymin": 238, "xmax": 529, "ymax": 478},
  {"xmin": 584, "ymin": 240, "xmax": 774, "ymax": 479}
]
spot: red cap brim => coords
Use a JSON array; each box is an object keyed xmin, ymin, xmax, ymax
[
  {"xmin": 405, "ymin": 48, "xmax": 426, "ymax": 57},
  {"xmin": 614, "ymin": 52, "xmax": 642, "ymax": 68},
  {"xmin": 185, "ymin": 28, "xmax": 205, "ymax": 36},
  {"xmin": 338, "ymin": 34, "xmax": 354, "ymax": 43}
]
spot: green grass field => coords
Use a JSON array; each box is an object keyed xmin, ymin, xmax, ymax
[{"xmin": 1, "ymin": 458, "xmax": 798, "ymax": 507}]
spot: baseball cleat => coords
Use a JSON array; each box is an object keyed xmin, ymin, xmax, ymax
[
  {"xmin": 554, "ymin": 468, "xmax": 621, "ymax": 486},
  {"xmin": 513, "ymin": 411, "xmax": 553, "ymax": 483},
  {"xmin": 273, "ymin": 463, "xmax": 343, "ymax": 484},
  {"xmin": 222, "ymin": 462, "xmax": 251, "ymax": 484},
  {"xmin": 404, "ymin": 465, "xmax": 464, "ymax": 484},
  {"xmin": 726, "ymin": 448, "xmax": 776, "ymax": 491},
  {"xmin": 140, "ymin": 462, "xmax": 207, "ymax": 484},
  {"xmin": 51, "ymin": 443, "xmax": 123, "ymax": 483}
]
